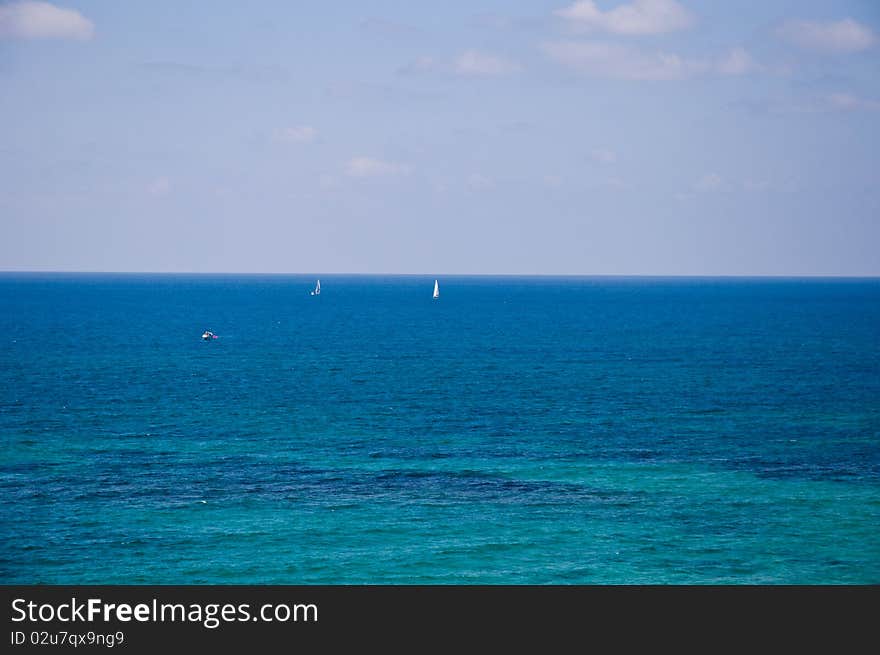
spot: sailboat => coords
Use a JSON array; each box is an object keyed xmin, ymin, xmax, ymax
[
  {"xmin": 432, "ymin": 279, "xmax": 439, "ymax": 300},
  {"xmin": 310, "ymin": 279, "xmax": 321, "ymax": 296}
]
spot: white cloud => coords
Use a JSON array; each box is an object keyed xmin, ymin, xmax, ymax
[
  {"xmin": 399, "ymin": 51, "xmax": 520, "ymax": 77},
  {"xmin": 680, "ymin": 173, "xmax": 735, "ymax": 198},
  {"xmin": 148, "ymin": 177, "xmax": 171, "ymax": 197},
  {"xmin": 543, "ymin": 40, "xmax": 705, "ymax": 80},
  {"xmin": 695, "ymin": 173, "xmax": 723, "ymax": 192},
  {"xmin": 827, "ymin": 92, "xmax": 880, "ymax": 111},
  {"xmin": 544, "ymin": 41, "xmax": 759, "ymax": 80},
  {"xmin": 715, "ymin": 47, "xmax": 757, "ymax": 75},
  {"xmin": 346, "ymin": 157, "xmax": 410, "ymax": 178},
  {"xmin": 591, "ymin": 148, "xmax": 617, "ymax": 164},
  {"xmin": 0, "ymin": 1, "xmax": 94, "ymax": 40},
  {"xmin": 555, "ymin": 0, "xmax": 693, "ymax": 35},
  {"xmin": 454, "ymin": 50, "xmax": 520, "ymax": 76},
  {"xmin": 777, "ymin": 18, "xmax": 876, "ymax": 53},
  {"xmin": 275, "ymin": 126, "xmax": 317, "ymax": 143}
]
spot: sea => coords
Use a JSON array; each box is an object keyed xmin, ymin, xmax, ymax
[{"xmin": 1, "ymin": 274, "xmax": 878, "ymax": 584}]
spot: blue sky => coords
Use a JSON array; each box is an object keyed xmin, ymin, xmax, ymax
[{"xmin": 1, "ymin": 0, "xmax": 878, "ymax": 274}]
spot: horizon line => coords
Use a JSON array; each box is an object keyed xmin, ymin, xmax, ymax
[{"xmin": 1, "ymin": 270, "xmax": 879, "ymax": 279}]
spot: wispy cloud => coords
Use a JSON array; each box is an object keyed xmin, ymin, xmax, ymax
[
  {"xmin": 777, "ymin": 18, "xmax": 876, "ymax": 53},
  {"xmin": 544, "ymin": 41, "xmax": 758, "ymax": 80},
  {"xmin": 359, "ymin": 17, "xmax": 421, "ymax": 38},
  {"xmin": 0, "ymin": 1, "xmax": 94, "ymax": 40},
  {"xmin": 767, "ymin": 91, "xmax": 880, "ymax": 115},
  {"xmin": 148, "ymin": 177, "xmax": 171, "ymax": 197},
  {"xmin": 591, "ymin": 148, "xmax": 618, "ymax": 164},
  {"xmin": 544, "ymin": 41, "xmax": 700, "ymax": 80},
  {"xmin": 826, "ymin": 92, "xmax": 880, "ymax": 111},
  {"xmin": 695, "ymin": 173, "xmax": 724, "ymax": 192},
  {"xmin": 554, "ymin": 0, "xmax": 693, "ymax": 35},
  {"xmin": 454, "ymin": 50, "xmax": 521, "ymax": 76},
  {"xmin": 675, "ymin": 172, "xmax": 730, "ymax": 200},
  {"xmin": 593, "ymin": 176, "xmax": 626, "ymax": 190},
  {"xmin": 141, "ymin": 61, "xmax": 290, "ymax": 84},
  {"xmin": 346, "ymin": 157, "xmax": 410, "ymax": 178},
  {"xmin": 715, "ymin": 47, "xmax": 758, "ymax": 75},
  {"xmin": 399, "ymin": 51, "xmax": 521, "ymax": 77},
  {"xmin": 472, "ymin": 12, "xmax": 549, "ymax": 33},
  {"xmin": 275, "ymin": 126, "xmax": 317, "ymax": 144}
]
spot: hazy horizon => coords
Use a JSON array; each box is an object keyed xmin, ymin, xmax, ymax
[
  {"xmin": 2, "ymin": 269, "xmax": 878, "ymax": 279},
  {"xmin": 2, "ymin": 1, "xmax": 878, "ymax": 276}
]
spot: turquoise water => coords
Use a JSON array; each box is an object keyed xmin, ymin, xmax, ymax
[{"xmin": 1, "ymin": 274, "xmax": 878, "ymax": 583}]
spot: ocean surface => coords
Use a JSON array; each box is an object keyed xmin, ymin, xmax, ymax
[{"xmin": 1, "ymin": 274, "xmax": 878, "ymax": 584}]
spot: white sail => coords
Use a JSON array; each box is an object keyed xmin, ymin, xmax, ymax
[
  {"xmin": 433, "ymin": 279, "xmax": 439, "ymax": 299},
  {"xmin": 310, "ymin": 279, "xmax": 321, "ymax": 296}
]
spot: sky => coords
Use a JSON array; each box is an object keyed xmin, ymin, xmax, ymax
[{"xmin": 1, "ymin": 0, "xmax": 878, "ymax": 275}]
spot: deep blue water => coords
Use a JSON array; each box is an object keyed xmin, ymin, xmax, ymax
[{"xmin": 1, "ymin": 274, "xmax": 878, "ymax": 583}]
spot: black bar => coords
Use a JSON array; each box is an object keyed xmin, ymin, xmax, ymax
[{"xmin": 2, "ymin": 585, "xmax": 877, "ymax": 651}]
